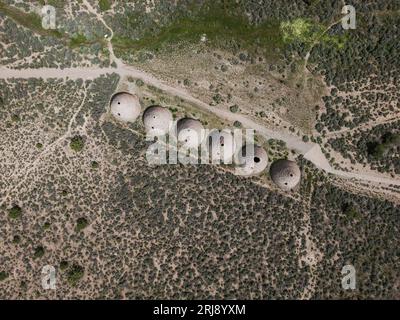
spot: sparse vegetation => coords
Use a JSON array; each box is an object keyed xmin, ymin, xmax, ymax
[
  {"xmin": 229, "ymin": 105, "xmax": 239, "ymax": 113},
  {"xmin": 328, "ymin": 124, "xmax": 400, "ymax": 174},
  {"xmin": 368, "ymin": 133, "xmax": 400, "ymax": 159},
  {"xmin": 112, "ymin": 2, "xmax": 284, "ymax": 60},
  {"xmin": 67, "ymin": 265, "xmax": 84, "ymax": 286},
  {"xmin": 233, "ymin": 120, "xmax": 242, "ymax": 128},
  {"xmin": 0, "ymin": 0, "xmax": 398, "ymax": 301},
  {"xmin": 0, "ymin": 0, "xmax": 63, "ymax": 38},
  {"xmin": 60, "ymin": 260, "xmax": 69, "ymax": 271},
  {"xmin": 8, "ymin": 205, "xmax": 22, "ymax": 219},
  {"xmin": 76, "ymin": 217, "xmax": 89, "ymax": 231},
  {"xmin": 281, "ymin": 18, "xmax": 345, "ymax": 49},
  {"xmin": 0, "ymin": 271, "xmax": 9, "ymax": 282},
  {"xmin": 342, "ymin": 203, "xmax": 360, "ymax": 220},
  {"xmin": 99, "ymin": 0, "xmax": 111, "ymax": 12},
  {"xmin": 33, "ymin": 246, "xmax": 45, "ymax": 259},
  {"xmin": 70, "ymin": 136, "xmax": 85, "ymax": 152},
  {"xmin": 69, "ymin": 34, "xmax": 88, "ymax": 48},
  {"xmin": 91, "ymin": 161, "xmax": 99, "ymax": 169},
  {"xmin": 12, "ymin": 235, "xmax": 21, "ymax": 244}
]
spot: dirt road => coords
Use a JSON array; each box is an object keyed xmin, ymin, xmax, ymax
[{"xmin": 1, "ymin": 3, "xmax": 398, "ymax": 188}]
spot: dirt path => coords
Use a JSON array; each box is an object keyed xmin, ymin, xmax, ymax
[
  {"xmin": 1, "ymin": 65, "xmax": 399, "ymax": 187},
  {"xmin": 303, "ymin": 18, "xmax": 343, "ymax": 76},
  {"xmin": 324, "ymin": 115, "xmax": 400, "ymax": 137},
  {"xmin": 299, "ymin": 183, "xmax": 322, "ymax": 299},
  {"xmin": 1, "ymin": 3, "xmax": 399, "ymax": 188},
  {"xmin": 81, "ymin": 0, "xmax": 123, "ymax": 68},
  {"xmin": 3, "ymin": 83, "xmax": 89, "ymax": 200},
  {"xmin": 0, "ymin": 66, "xmax": 329, "ymax": 161}
]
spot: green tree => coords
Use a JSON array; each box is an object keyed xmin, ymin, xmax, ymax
[
  {"xmin": 76, "ymin": 217, "xmax": 89, "ymax": 231},
  {"xmin": 70, "ymin": 136, "xmax": 84, "ymax": 152},
  {"xmin": 8, "ymin": 205, "xmax": 22, "ymax": 219},
  {"xmin": 12, "ymin": 235, "xmax": 21, "ymax": 244},
  {"xmin": 342, "ymin": 203, "xmax": 360, "ymax": 220},
  {"xmin": 67, "ymin": 265, "xmax": 84, "ymax": 286},
  {"xmin": 0, "ymin": 271, "xmax": 9, "ymax": 281},
  {"xmin": 99, "ymin": 0, "xmax": 111, "ymax": 11},
  {"xmin": 233, "ymin": 121, "xmax": 242, "ymax": 128},
  {"xmin": 60, "ymin": 260, "xmax": 69, "ymax": 271},
  {"xmin": 229, "ymin": 105, "xmax": 239, "ymax": 113},
  {"xmin": 34, "ymin": 246, "xmax": 45, "ymax": 259},
  {"xmin": 91, "ymin": 161, "xmax": 99, "ymax": 169}
]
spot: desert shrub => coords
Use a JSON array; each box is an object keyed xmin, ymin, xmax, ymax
[
  {"xmin": 69, "ymin": 34, "xmax": 87, "ymax": 48},
  {"xmin": 34, "ymin": 246, "xmax": 45, "ymax": 259},
  {"xmin": 12, "ymin": 235, "xmax": 21, "ymax": 244},
  {"xmin": 76, "ymin": 217, "xmax": 89, "ymax": 231},
  {"xmin": 8, "ymin": 205, "xmax": 22, "ymax": 219},
  {"xmin": 342, "ymin": 203, "xmax": 360, "ymax": 220},
  {"xmin": 91, "ymin": 161, "xmax": 99, "ymax": 169},
  {"xmin": 67, "ymin": 265, "xmax": 84, "ymax": 286},
  {"xmin": 233, "ymin": 120, "xmax": 242, "ymax": 128},
  {"xmin": 229, "ymin": 104, "xmax": 239, "ymax": 113},
  {"xmin": 0, "ymin": 271, "xmax": 9, "ymax": 281},
  {"xmin": 70, "ymin": 136, "xmax": 84, "ymax": 152},
  {"xmin": 212, "ymin": 94, "xmax": 222, "ymax": 104},
  {"xmin": 99, "ymin": 0, "xmax": 111, "ymax": 11},
  {"xmin": 60, "ymin": 260, "xmax": 69, "ymax": 271}
]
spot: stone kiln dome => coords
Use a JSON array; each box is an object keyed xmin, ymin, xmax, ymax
[
  {"xmin": 270, "ymin": 159, "xmax": 301, "ymax": 190},
  {"xmin": 110, "ymin": 92, "xmax": 141, "ymax": 123},
  {"xmin": 176, "ymin": 118, "xmax": 205, "ymax": 148},
  {"xmin": 143, "ymin": 105, "xmax": 173, "ymax": 135},
  {"xmin": 236, "ymin": 145, "xmax": 268, "ymax": 176},
  {"xmin": 207, "ymin": 129, "xmax": 236, "ymax": 163}
]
